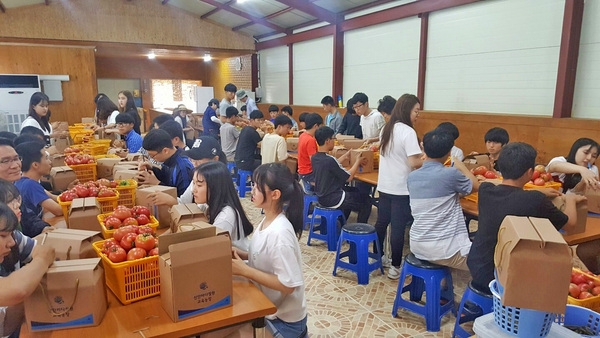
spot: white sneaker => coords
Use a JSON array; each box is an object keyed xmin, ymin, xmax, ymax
[
  {"xmin": 381, "ymin": 256, "xmax": 391, "ymax": 268},
  {"xmin": 387, "ymin": 266, "xmax": 401, "ymax": 280}
]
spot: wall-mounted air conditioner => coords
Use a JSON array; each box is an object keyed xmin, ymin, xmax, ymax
[{"xmin": 0, "ymin": 74, "xmax": 40, "ymax": 133}]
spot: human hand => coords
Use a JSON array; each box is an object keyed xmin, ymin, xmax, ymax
[
  {"xmin": 148, "ymin": 191, "xmax": 177, "ymax": 206},
  {"xmin": 138, "ymin": 162, "xmax": 152, "ymax": 172},
  {"xmin": 580, "ymin": 168, "xmax": 599, "ymax": 189},
  {"xmin": 231, "ymin": 249, "xmax": 247, "ymax": 276},
  {"xmin": 67, "ymin": 179, "xmax": 80, "ymax": 190},
  {"xmin": 353, "ymin": 152, "xmax": 363, "ymax": 165},
  {"xmin": 32, "ymin": 243, "xmax": 56, "ymax": 267},
  {"xmin": 136, "ymin": 170, "xmax": 159, "ymax": 185},
  {"xmin": 565, "ymin": 193, "xmax": 587, "ymax": 204}
]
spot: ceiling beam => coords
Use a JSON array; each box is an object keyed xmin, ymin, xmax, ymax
[
  {"xmin": 200, "ymin": 0, "xmax": 234, "ymax": 19},
  {"xmin": 199, "ymin": 0, "xmax": 287, "ymax": 34},
  {"xmin": 161, "ymin": 0, "xmax": 169, "ymax": 4},
  {"xmin": 233, "ymin": 7, "xmax": 294, "ymax": 31},
  {"xmin": 0, "ymin": 0, "xmax": 6, "ymax": 13},
  {"xmin": 342, "ymin": 0, "xmax": 397, "ymax": 15},
  {"xmin": 256, "ymin": 24, "xmax": 334, "ymax": 50},
  {"xmin": 286, "ymin": 18, "xmax": 323, "ymax": 33},
  {"xmin": 275, "ymin": 0, "xmax": 337, "ymax": 23}
]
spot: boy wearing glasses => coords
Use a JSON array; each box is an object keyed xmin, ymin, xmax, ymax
[
  {"xmin": 0, "ymin": 138, "xmax": 22, "ymax": 183},
  {"xmin": 352, "ymin": 92, "xmax": 385, "ymax": 140},
  {"xmin": 116, "ymin": 113, "xmax": 142, "ymax": 153}
]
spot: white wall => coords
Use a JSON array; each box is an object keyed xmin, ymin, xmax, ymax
[
  {"xmin": 97, "ymin": 79, "xmax": 140, "ymax": 104},
  {"xmin": 343, "ymin": 17, "xmax": 420, "ymax": 107},
  {"xmin": 293, "ymin": 36, "xmax": 333, "ymax": 105},
  {"xmin": 258, "ymin": 46, "xmax": 289, "ymax": 105},
  {"xmin": 425, "ymin": 0, "xmax": 564, "ymax": 115},
  {"xmin": 572, "ymin": 0, "xmax": 600, "ymax": 119}
]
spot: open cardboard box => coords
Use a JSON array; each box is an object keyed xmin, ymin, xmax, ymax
[
  {"xmin": 286, "ymin": 137, "xmax": 299, "ymax": 152},
  {"xmin": 50, "ymin": 166, "xmax": 77, "ymax": 191},
  {"xmin": 35, "ymin": 229, "xmax": 103, "ymax": 260},
  {"xmin": 112, "ymin": 164, "xmax": 138, "ymax": 176},
  {"xmin": 462, "ymin": 154, "xmax": 490, "ymax": 171},
  {"xmin": 585, "ymin": 186, "xmax": 600, "ymax": 214},
  {"xmin": 336, "ymin": 135, "xmax": 355, "ymax": 141},
  {"xmin": 51, "ymin": 154, "xmax": 66, "ymax": 168},
  {"xmin": 136, "ymin": 185, "xmax": 178, "ymax": 228},
  {"xmin": 68, "ymin": 197, "xmax": 101, "ymax": 231},
  {"xmin": 96, "ymin": 158, "xmax": 123, "ymax": 179},
  {"xmin": 330, "ymin": 146, "xmax": 349, "ymax": 167},
  {"xmin": 24, "ymin": 258, "xmax": 108, "ymax": 332},
  {"xmin": 494, "ymin": 216, "xmax": 571, "ymax": 313},
  {"xmin": 159, "ymin": 226, "xmax": 232, "ymax": 322},
  {"xmin": 350, "ymin": 149, "xmax": 374, "ymax": 173},
  {"xmin": 551, "ymin": 195, "xmax": 588, "ymax": 235},
  {"xmin": 169, "ymin": 203, "xmax": 208, "ymax": 233},
  {"xmin": 342, "ymin": 139, "xmax": 364, "ymax": 150}
]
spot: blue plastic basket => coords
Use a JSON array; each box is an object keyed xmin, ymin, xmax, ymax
[
  {"xmin": 489, "ymin": 280, "xmax": 557, "ymax": 337},
  {"xmin": 556, "ymin": 304, "xmax": 600, "ymax": 337}
]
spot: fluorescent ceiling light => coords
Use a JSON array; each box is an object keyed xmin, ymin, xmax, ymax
[
  {"xmin": 204, "ymin": 54, "xmax": 212, "ymax": 62},
  {"xmin": 147, "ymin": 52, "xmax": 156, "ymax": 59}
]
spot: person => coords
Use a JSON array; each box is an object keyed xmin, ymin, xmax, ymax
[
  {"xmin": 466, "ymin": 127, "xmax": 509, "ymax": 172},
  {"xmin": 219, "ymin": 83, "xmax": 237, "ymax": 122},
  {"xmin": 352, "ymin": 92, "xmax": 385, "ymax": 140},
  {"xmin": 261, "ymin": 115, "xmax": 292, "ymax": 164},
  {"xmin": 268, "ymin": 105, "xmax": 279, "ymax": 123},
  {"xmin": 0, "ymin": 138, "xmax": 22, "ymax": 183},
  {"xmin": 547, "ymin": 138, "xmax": 599, "ymax": 193},
  {"xmin": 0, "ymin": 200, "xmax": 55, "ymax": 338},
  {"xmin": 117, "ymin": 90, "xmax": 141, "ymax": 134},
  {"xmin": 408, "ymin": 128, "xmax": 479, "ymax": 270},
  {"xmin": 312, "ymin": 126, "xmax": 372, "ymax": 223},
  {"xmin": 151, "ymin": 114, "xmax": 175, "ymax": 130},
  {"xmin": 364, "ymin": 95, "xmax": 396, "ymax": 144},
  {"xmin": 374, "ymin": 94, "xmax": 423, "ymax": 279},
  {"xmin": 235, "ymin": 110, "xmax": 265, "ymax": 173},
  {"xmin": 21, "ymin": 92, "xmax": 62, "ymax": 144},
  {"xmin": 231, "ymin": 163, "xmax": 307, "ymax": 337},
  {"xmin": 337, "ymin": 98, "xmax": 363, "ymax": 139},
  {"xmin": 159, "ymin": 120, "xmax": 188, "ymax": 151},
  {"xmin": 236, "ymin": 89, "xmax": 258, "ymax": 114},
  {"xmin": 95, "ymin": 96, "xmax": 120, "ymax": 132},
  {"xmin": 0, "ymin": 132, "xmax": 17, "ymax": 142},
  {"xmin": 297, "ymin": 113, "xmax": 323, "ymax": 193},
  {"xmin": 240, "ymin": 105, "xmax": 247, "ymax": 118},
  {"xmin": 14, "ymin": 141, "xmax": 61, "ymax": 237},
  {"xmin": 137, "ymin": 129, "xmax": 194, "ymax": 197},
  {"xmin": 437, "ymin": 122, "xmax": 464, "ymax": 161},
  {"xmin": 220, "ymin": 107, "xmax": 241, "ymax": 162},
  {"xmin": 191, "ymin": 161, "xmax": 253, "ymax": 250},
  {"xmin": 467, "ymin": 142, "xmax": 585, "ymax": 294},
  {"xmin": 298, "ymin": 112, "xmax": 309, "ymax": 132},
  {"xmin": 115, "ymin": 113, "xmax": 143, "ymax": 153},
  {"xmin": 321, "ymin": 96, "xmax": 342, "ymax": 134},
  {"xmin": 202, "ymin": 99, "xmax": 221, "ymax": 140},
  {"xmin": 280, "ymin": 106, "xmax": 298, "ymax": 130},
  {"xmin": 172, "ymin": 104, "xmax": 193, "ymax": 143}
]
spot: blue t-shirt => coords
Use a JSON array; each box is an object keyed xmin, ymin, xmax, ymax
[
  {"xmin": 124, "ymin": 129, "xmax": 143, "ymax": 153},
  {"xmin": 15, "ymin": 177, "xmax": 51, "ymax": 237},
  {"xmin": 202, "ymin": 106, "xmax": 220, "ymax": 136}
]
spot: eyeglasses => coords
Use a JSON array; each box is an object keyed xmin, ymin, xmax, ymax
[
  {"xmin": 0, "ymin": 156, "xmax": 22, "ymax": 167},
  {"xmin": 353, "ymin": 103, "xmax": 364, "ymax": 110}
]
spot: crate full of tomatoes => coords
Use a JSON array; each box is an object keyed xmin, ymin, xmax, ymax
[
  {"xmin": 57, "ymin": 182, "xmax": 118, "ymax": 224},
  {"xmin": 64, "ymin": 152, "xmax": 97, "ymax": 183},
  {"xmin": 525, "ymin": 165, "xmax": 562, "ymax": 190},
  {"xmin": 92, "ymin": 225, "xmax": 160, "ymax": 304},
  {"xmin": 97, "ymin": 205, "xmax": 158, "ymax": 239},
  {"xmin": 568, "ymin": 268, "xmax": 600, "ymax": 311}
]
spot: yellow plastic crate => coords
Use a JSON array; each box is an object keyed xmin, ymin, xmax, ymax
[
  {"xmin": 58, "ymin": 191, "xmax": 118, "ymax": 224},
  {"xmin": 67, "ymin": 162, "xmax": 97, "ymax": 183},
  {"xmin": 92, "ymin": 240, "xmax": 160, "ymax": 304},
  {"xmin": 69, "ymin": 129, "xmax": 95, "ymax": 144},
  {"xmin": 79, "ymin": 144, "xmax": 105, "ymax": 155},
  {"xmin": 114, "ymin": 179, "xmax": 138, "ymax": 208},
  {"xmin": 57, "ymin": 197, "xmax": 72, "ymax": 225},
  {"xmin": 464, "ymin": 192, "xmax": 478, "ymax": 203},
  {"xmin": 97, "ymin": 213, "xmax": 158, "ymax": 239},
  {"xmin": 93, "ymin": 154, "xmax": 120, "ymax": 160},
  {"xmin": 568, "ymin": 268, "xmax": 600, "ymax": 312},
  {"xmin": 524, "ymin": 180, "xmax": 562, "ymax": 191}
]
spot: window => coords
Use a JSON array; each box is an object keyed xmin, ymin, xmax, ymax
[{"xmin": 151, "ymin": 79, "xmax": 202, "ymax": 110}]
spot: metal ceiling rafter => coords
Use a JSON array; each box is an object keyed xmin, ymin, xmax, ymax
[
  {"xmin": 0, "ymin": 0, "xmax": 6, "ymax": 13},
  {"xmin": 201, "ymin": 0, "xmax": 234, "ymax": 19},
  {"xmin": 341, "ymin": 0, "xmax": 398, "ymax": 15},
  {"xmin": 232, "ymin": 6, "xmax": 294, "ymax": 32},
  {"xmin": 275, "ymin": 0, "xmax": 337, "ymax": 24},
  {"xmin": 198, "ymin": 0, "xmax": 288, "ymax": 34}
]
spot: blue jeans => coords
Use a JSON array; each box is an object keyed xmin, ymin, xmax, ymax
[{"xmin": 266, "ymin": 316, "xmax": 308, "ymax": 338}]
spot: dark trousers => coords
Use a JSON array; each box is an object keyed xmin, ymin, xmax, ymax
[
  {"xmin": 236, "ymin": 159, "xmax": 261, "ymax": 172},
  {"xmin": 338, "ymin": 187, "xmax": 372, "ymax": 224},
  {"xmin": 374, "ymin": 192, "xmax": 413, "ymax": 267}
]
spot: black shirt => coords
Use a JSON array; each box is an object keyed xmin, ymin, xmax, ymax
[
  {"xmin": 311, "ymin": 152, "xmax": 350, "ymax": 207},
  {"xmin": 467, "ymin": 183, "xmax": 568, "ymax": 292},
  {"xmin": 235, "ymin": 126, "xmax": 262, "ymax": 162},
  {"xmin": 338, "ymin": 113, "xmax": 362, "ymax": 139},
  {"xmin": 151, "ymin": 149, "xmax": 194, "ymax": 197}
]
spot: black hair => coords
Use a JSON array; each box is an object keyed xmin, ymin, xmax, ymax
[
  {"xmin": 152, "ymin": 114, "xmax": 175, "ymax": 129},
  {"xmin": 298, "ymin": 112, "xmax": 309, "ymax": 123},
  {"xmin": 315, "ymin": 126, "xmax": 335, "ymax": 146},
  {"xmin": 194, "ymin": 161, "xmax": 253, "ymax": 239},
  {"xmin": 484, "ymin": 127, "xmax": 509, "ymax": 145},
  {"xmin": 268, "ymin": 105, "xmax": 279, "ymax": 113},
  {"xmin": 321, "ymin": 96, "xmax": 335, "ymax": 106},
  {"xmin": 305, "ymin": 113, "xmax": 323, "ymax": 130},
  {"xmin": 377, "ymin": 95, "xmax": 397, "ymax": 115},
  {"xmin": 281, "ymin": 105, "xmax": 293, "ymax": 116},
  {"xmin": 96, "ymin": 96, "xmax": 119, "ymax": 122},
  {"xmin": 142, "ymin": 129, "xmax": 174, "ymax": 152},
  {"xmin": 563, "ymin": 138, "xmax": 599, "ymax": 190},
  {"xmin": 28, "ymin": 92, "xmax": 51, "ymax": 133},
  {"xmin": 0, "ymin": 138, "xmax": 14, "ymax": 148},
  {"xmin": 345, "ymin": 98, "xmax": 357, "ymax": 115},
  {"xmin": 240, "ymin": 105, "xmax": 247, "ymax": 112},
  {"xmin": 437, "ymin": 122, "xmax": 460, "ymax": 140},
  {"xmin": 159, "ymin": 120, "xmax": 184, "ymax": 142},
  {"xmin": 496, "ymin": 142, "xmax": 537, "ymax": 180},
  {"xmin": 14, "ymin": 134, "xmax": 44, "ymax": 147},
  {"xmin": 94, "ymin": 93, "xmax": 107, "ymax": 104},
  {"xmin": 380, "ymin": 94, "xmax": 420, "ymax": 156},
  {"xmin": 423, "ymin": 128, "xmax": 454, "ymax": 159},
  {"xmin": 252, "ymin": 163, "xmax": 304, "ymax": 238},
  {"xmin": 249, "ymin": 110, "xmax": 264, "ymax": 120},
  {"xmin": 15, "ymin": 141, "xmax": 46, "ymax": 172},
  {"xmin": 225, "ymin": 106, "xmax": 239, "ymax": 119},
  {"xmin": 224, "ymin": 83, "xmax": 238, "ymax": 93},
  {"xmin": 274, "ymin": 115, "xmax": 293, "ymax": 128},
  {"xmin": 20, "ymin": 126, "xmax": 45, "ymax": 139},
  {"xmin": 352, "ymin": 92, "xmax": 368, "ymax": 105},
  {"xmin": 0, "ymin": 132, "xmax": 17, "ymax": 141},
  {"xmin": 118, "ymin": 90, "xmax": 137, "ymax": 113},
  {"xmin": 115, "ymin": 113, "xmax": 135, "ymax": 125},
  {"xmin": 0, "ymin": 201, "xmax": 19, "ymax": 274}
]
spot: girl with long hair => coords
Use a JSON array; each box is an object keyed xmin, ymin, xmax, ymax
[
  {"xmin": 547, "ymin": 137, "xmax": 599, "ymax": 193},
  {"xmin": 117, "ymin": 90, "xmax": 141, "ymax": 134},
  {"xmin": 95, "ymin": 96, "xmax": 120, "ymax": 131},
  {"xmin": 21, "ymin": 92, "xmax": 62, "ymax": 144}
]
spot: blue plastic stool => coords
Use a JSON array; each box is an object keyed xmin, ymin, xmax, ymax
[
  {"xmin": 392, "ymin": 253, "xmax": 455, "ymax": 332},
  {"xmin": 452, "ymin": 281, "xmax": 493, "ymax": 338},
  {"xmin": 307, "ymin": 204, "xmax": 345, "ymax": 251},
  {"xmin": 303, "ymin": 193, "xmax": 319, "ymax": 230},
  {"xmin": 333, "ymin": 223, "xmax": 384, "ymax": 285},
  {"xmin": 237, "ymin": 170, "xmax": 253, "ymax": 197},
  {"xmin": 227, "ymin": 162, "xmax": 237, "ymax": 184}
]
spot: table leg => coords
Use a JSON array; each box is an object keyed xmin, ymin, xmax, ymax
[{"xmin": 253, "ymin": 317, "xmax": 267, "ymax": 338}]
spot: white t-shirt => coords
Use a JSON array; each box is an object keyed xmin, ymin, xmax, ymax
[
  {"xmin": 248, "ymin": 213, "xmax": 306, "ymax": 322},
  {"xmin": 360, "ymin": 109, "xmax": 385, "ymax": 139},
  {"xmin": 21, "ymin": 117, "xmax": 52, "ymax": 136},
  {"xmin": 213, "ymin": 206, "xmax": 250, "ymax": 251},
  {"xmin": 547, "ymin": 156, "xmax": 599, "ymax": 193},
  {"xmin": 451, "ymin": 146, "xmax": 464, "ymax": 161},
  {"xmin": 261, "ymin": 133, "xmax": 288, "ymax": 164},
  {"xmin": 107, "ymin": 110, "xmax": 120, "ymax": 125},
  {"xmin": 377, "ymin": 123, "xmax": 422, "ymax": 195}
]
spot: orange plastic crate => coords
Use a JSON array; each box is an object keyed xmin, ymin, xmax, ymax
[
  {"xmin": 464, "ymin": 192, "xmax": 478, "ymax": 203},
  {"xmin": 92, "ymin": 240, "xmax": 160, "ymax": 304},
  {"xmin": 97, "ymin": 213, "xmax": 158, "ymax": 239},
  {"xmin": 524, "ymin": 181, "xmax": 562, "ymax": 191},
  {"xmin": 66, "ymin": 162, "xmax": 97, "ymax": 183},
  {"xmin": 568, "ymin": 268, "xmax": 600, "ymax": 312},
  {"xmin": 114, "ymin": 179, "xmax": 138, "ymax": 208}
]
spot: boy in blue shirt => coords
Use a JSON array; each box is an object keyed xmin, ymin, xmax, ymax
[
  {"xmin": 202, "ymin": 99, "xmax": 221, "ymax": 139},
  {"xmin": 116, "ymin": 113, "xmax": 143, "ymax": 153}
]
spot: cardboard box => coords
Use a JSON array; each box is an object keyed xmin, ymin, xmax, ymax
[
  {"xmin": 24, "ymin": 258, "xmax": 107, "ymax": 332},
  {"xmin": 97, "ymin": 158, "xmax": 123, "ymax": 179},
  {"xmin": 169, "ymin": 204, "xmax": 208, "ymax": 233},
  {"xmin": 342, "ymin": 139, "xmax": 365, "ymax": 150},
  {"xmin": 336, "ymin": 135, "xmax": 355, "ymax": 141},
  {"xmin": 585, "ymin": 186, "xmax": 600, "ymax": 214},
  {"xmin": 551, "ymin": 196, "xmax": 588, "ymax": 235},
  {"xmin": 81, "ymin": 118, "xmax": 95, "ymax": 124},
  {"xmin": 330, "ymin": 146, "xmax": 349, "ymax": 167},
  {"xmin": 136, "ymin": 185, "xmax": 178, "ymax": 229},
  {"xmin": 494, "ymin": 216, "xmax": 571, "ymax": 313},
  {"xmin": 112, "ymin": 164, "xmax": 138, "ymax": 176},
  {"xmin": 159, "ymin": 229, "xmax": 232, "ymax": 322},
  {"xmin": 35, "ymin": 229, "xmax": 103, "ymax": 261},
  {"xmin": 350, "ymin": 149, "xmax": 374, "ymax": 173},
  {"xmin": 462, "ymin": 154, "xmax": 490, "ymax": 171},
  {"xmin": 51, "ymin": 154, "xmax": 66, "ymax": 167},
  {"xmin": 51, "ymin": 121, "xmax": 69, "ymax": 132},
  {"xmin": 286, "ymin": 137, "xmax": 299, "ymax": 152},
  {"xmin": 126, "ymin": 153, "xmax": 144, "ymax": 161},
  {"xmin": 50, "ymin": 166, "xmax": 77, "ymax": 191},
  {"xmin": 53, "ymin": 138, "xmax": 71, "ymax": 154},
  {"xmin": 68, "ymin": 198, "xmax": 101, "ymax": 231},
  {"xmin": 113, "ymin": 170, "xmax": 138, "ymax": 181}
]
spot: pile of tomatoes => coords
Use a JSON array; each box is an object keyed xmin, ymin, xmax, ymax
[
  {"xmin": 101, "ymin": 225, "xmax": 158, "ymax": 263},
  {"xmin": 103, "ymin": 205, "xmax": 152, "ymax": 230},
  {"xmin": 471, "ymin": 165, "xmax": 498, "ymax": 179},
  {"xmin": 528, "ymin": 165, "xmax": 555, "ymax": 186},
  {"xmin": 58, "ymin": 181, "xmax": 118, "ymax": 202},
  {"xmin": 569, "ymin": 270, "xmax": 600, "ymax": 300},
  {"xmin": 65, "ymin": 153, "xmax": 96, "ymax": 165}
]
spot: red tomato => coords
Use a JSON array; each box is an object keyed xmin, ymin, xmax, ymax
[
  {"xmin": 132, "ymin": 206, "xmax": 151, "ymax": 217},
  {"xmin": 74, "ymin": 185, "xmax": 90, "ymax": 198},
  {"xmin": 533, "ymin": 178, "xmax": 546, "ymax": 186},
  {"xmin": 113, "ymin": 208, "xmax": 132, "ymax": 221},
  {"xmin": 102, "ymin": 238, "xmax": 119, "ymax": 254},
  {"xmin": 569, "ymin": 283, "xmax": 581, "ymax": 298},
  {"xmin": 591, "ymin": 286, "xmax": 600, "ymax": 296},
  {"xmin": 136, "ymin": 214, "xmax": 150, "ymax": 225},
  {"xmin": 134, "ymin": 233, "xmax": 156, "ymax": 252},
  {"xmin": 104, "ymin": 216, "xmax": 122, "ymax": 230},
  {"xmin": 137, "ymin": 225, "xmax": 154, "ymax": 235},
  {"xmin": 120, "ymin": 232, "xmax": 137, "ymax": 251},
  {"xmin": 572, "ymin": 273, "xmax": 589, "ymax": 285},
  {"xmin": 88, "ymin": 187, "xmax": 100, "ymax": 197},
  {"xmin": 580, "ymin": 291, "xmax": 594, "ymax": 300},
  {"xmin": 579, "ymin": 283, "xmax": 592, "ymax": 293},
  {"xmin": 484, "ymin": 171, "xmax": 497, "ymax": 179},
  {"xmin": 127, "ymin": 247, "xmax": 147, "ymax": 261},
  {"xmin": 532, "ymin": 170, "xmax": 541, "ymax": 180},
  {"xmin": 108, "ymin": 247, "xmax": 127, "ymax": 263},
  {"xmin": 540, "ymin": 172, "xmax": 552, "ymax": 182},
  {"xmin": 148, "ymin": 247, "xmax": 159, "ymax": 256},
  {"xmin": 98, "ymin": 188, "xmax": 117, "ymax": 198},
  {"xmin": 113, "ymin": 226, "xmax": 137, "ymax": 242},
  {"xmin": 473, "ymin": 166, "xmax": 488, "ymax": 176},
  {"xmin": 122, "ymin": 217, "xmax": 138, "ymax": 226},
  {"xmin": 59, "ymin": 191, "xmax": 77, "ymax": 202}
]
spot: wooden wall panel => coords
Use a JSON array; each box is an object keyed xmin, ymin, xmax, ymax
[
  {"xmin": 0, "ymin": 45, "xmax": 97, "ymax": 125},
  {"xmin": 96, "ymin": 57, "xmax": 207, "ymax": 80}
]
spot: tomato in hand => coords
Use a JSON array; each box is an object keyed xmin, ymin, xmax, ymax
[
  {"xmin": 108, "ymin": 246, "xmax": 127, "ymax": 263},
  {"xmin": 127, "ymin": 248, "xmax": 147, "ymax": 261},
  {"xmin": 533, "ymin": 178, "xmax": 546, "ymax": 186}
]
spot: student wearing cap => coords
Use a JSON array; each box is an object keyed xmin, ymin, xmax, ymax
[
  {"xmin": 221, "ymin": 107, "xmax": 241, "ymax": 162},
  {"xmin": 172, "ymin": 104, "xmax": 194, "ymax": 148},
  {"xmin": 235, "ymin": 110, "xmax": 265, "ymax": 173},
  {"xmin": 261, "ymin": 115, "xmax": 293, "ymax": 164},
  {"xmin": 220, "ymin": 83, "xmax": 237, "ymax": 122},
  {"xmin": 160, "ymin": 120, "xmax": 189, "ymax": 151},
  {"xmin": 115, "ymin": 113, "xmax": 143, "ymax": 153},
  {"xmin": 202, "ymin": 99, "xmax": 222, "ymax": 140},
  {"xmin": 138, "ymin": 129, "xmax": 194, "ymax": 197},
  {"xmin": 236, "ymin": 89, "xmax": 258, "ymax": 114}
]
